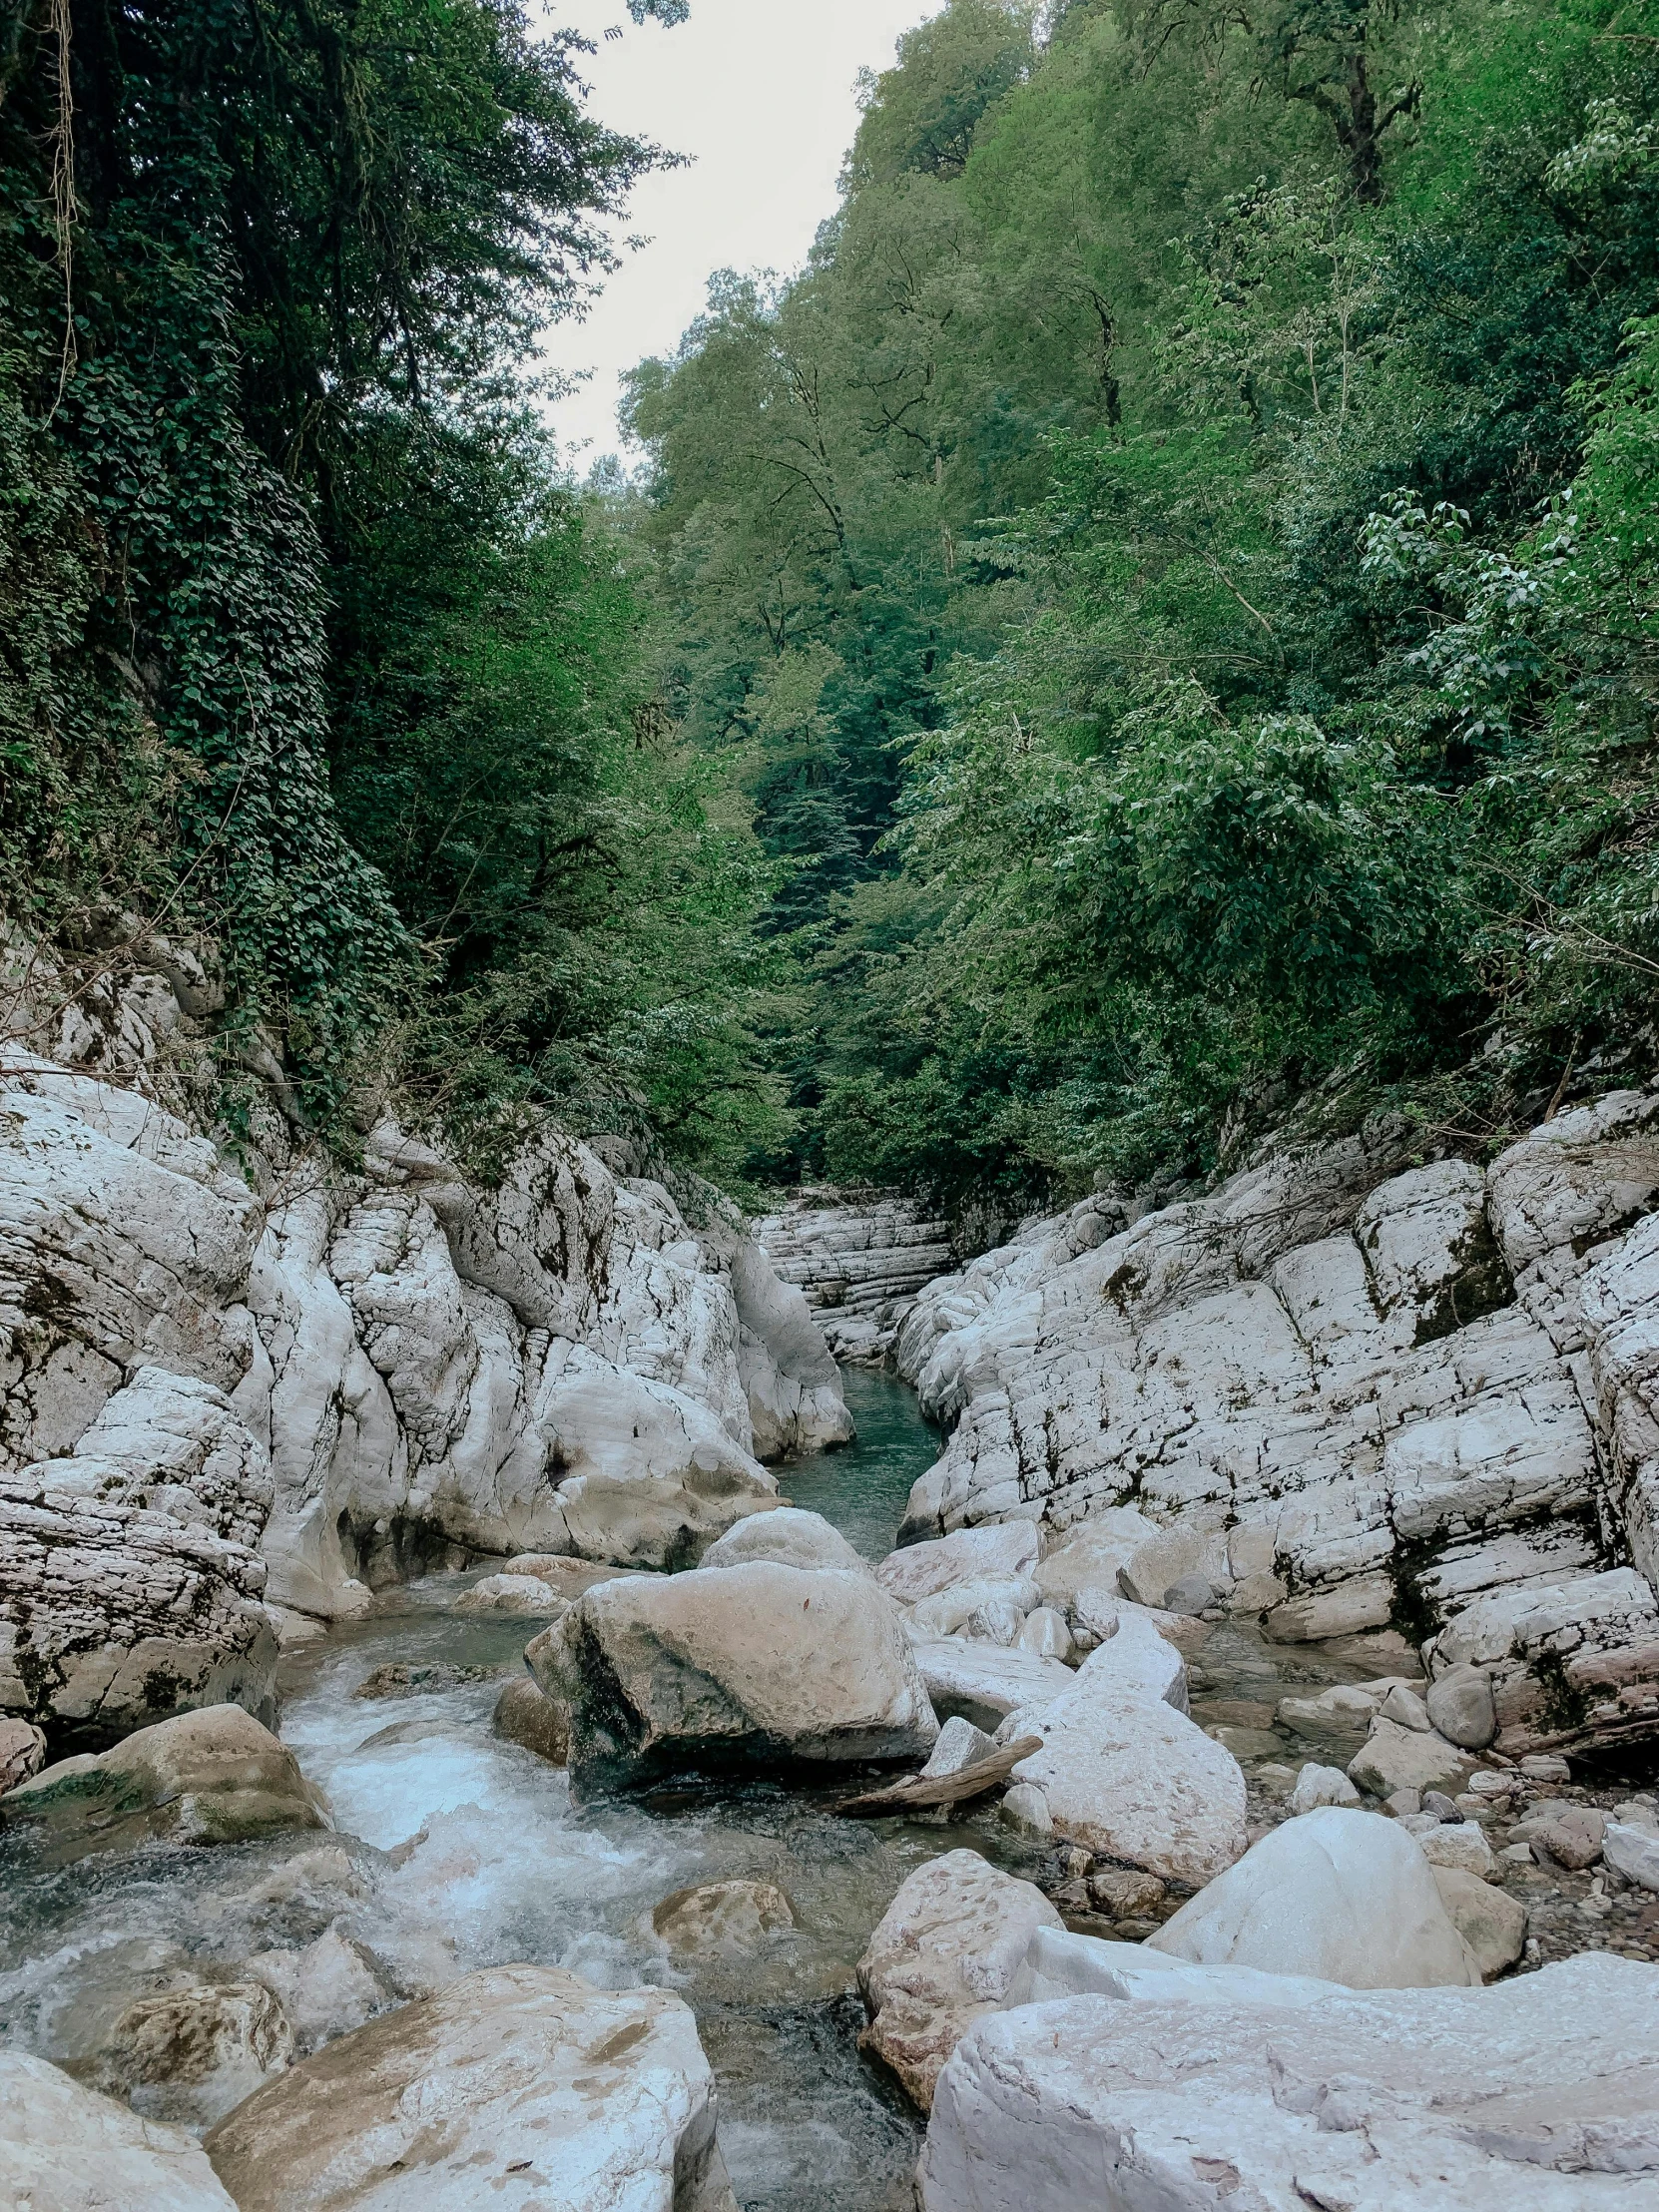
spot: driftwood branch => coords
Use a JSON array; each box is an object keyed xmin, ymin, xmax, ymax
[{"xmin": 834, "ymin": 1736, "xmax": 1043, "ymax": 1818}]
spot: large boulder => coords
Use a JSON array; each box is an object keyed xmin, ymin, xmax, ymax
[
  {"xmin": 1148, "ymin": 1807, "xmax": 1478, "ymax": 1987},
  {"xmin": 701, "ymin": 1504, "xmax": 869, "ymax": 1576},
  {"xmin": 855, "ymin": 1849, "xmax": 1062, "ymax": 2110},
  {"xmin": 0, "ymin": 1369, "xmax": 276, "ymax": 1747},
  {"xmin": 527, "ymin": 1562, "xmax": 938, "ymax": 1783},
  {"xmin": 0, "ymin": 2047, "xmax": 238, "ymax": 2211},
  {"xmin": 8, "ymin": 1703, "xmax": 328, "ymax": 1853},
  {"xmin": 1348, "ymin": 1714, "xmax": 1476, "ymax": 1798},
  {"xmin": 1008, "ymin": 1660, "xmax": 1247, "ymax": 1886},
  {"xmin": 920, "ymin": 1952, "xmax": 1657, "ymax": 2212},
  {"xmin": 205, "ymin": 1963, "xmax": 738, "ymax": 2211}
]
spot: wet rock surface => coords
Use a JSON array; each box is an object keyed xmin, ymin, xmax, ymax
[{"xmin": 7, "ymin": 1703, "xmax": 329, "ymax": 1857}]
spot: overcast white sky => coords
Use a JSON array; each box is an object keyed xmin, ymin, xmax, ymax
[{"xmin": 538, "ymin": 1, "xmax": 936, "ymax": 465}]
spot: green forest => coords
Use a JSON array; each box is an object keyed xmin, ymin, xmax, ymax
[{"xmin": 4, "ymin": 0, "xmax": 1658, "ymax": 1223}]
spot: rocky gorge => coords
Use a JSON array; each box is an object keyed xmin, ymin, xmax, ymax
[{"xmin": 5, "ymin": 965, "xmax": 1659, "ymax": 2208}]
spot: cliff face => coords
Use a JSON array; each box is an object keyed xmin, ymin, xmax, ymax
[
  {"xmin": 894, "ymin": 1096, "xmax": 1659, "ymax": 1767},
  {"xmin": 0, "ymin": 944, "xmax": 848, "ymax": 1750},
  {"xmin": 755, "ymin": 1188, "xmax": 954, "ymax": 1364}
]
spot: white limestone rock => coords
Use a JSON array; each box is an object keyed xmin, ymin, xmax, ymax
[
  {"xmin": 855, "ymin": 1848, "xmax": 1062, "ymax": 2109},
  {"xmin": 1408, "ymin": 1816, "xmax": 1495, "ymax": 1877},
  {"xmin": 10, "ymin": 1702, "xmax": 328, "ymax": 1852},
  {"xmin": 912, "ymin": 1639, "xmax": 1073, "ymax": 1733},
  {"xmin": 542, "ymin": 1342, "xmax": 780, "ymax": 1569},
  {"xmin": 1426, "ymin": 1661, "xmax": 1499, "ymax": 1748},
  {"xmin": 528, "ymin": 1561, "xmax": 937, "ymax": 1782},
  {"xmin": 1016, "ymin": 1605, "xmax": 1072, "ymax": 1659},
  {"xmin": 1605, "ymin": 1819, "xmax": 1659, "ymax": 1892},
  {"xmin": 1149, "ymin": 1807, "xmax": 1478, "ymax": 1987},
  {"xmin": 1010, "ymin": 1671, "xmax": 1247, "ymax": 1885},
  {"xmin": 876, "ymin": 1522, "xmax": 1040, "ymax": 1606},
  {"xmin": 1276, "ymin": 1680, "xmax": 1382, "ymax": 1748},
  {"xmin": 0, "ymin": 2047, "xmax": 238, "ymax": 2211},
  {"xmin": 1354, "ymin": 1157, "xmax": 1506, "ymax": 1337},
  {"xmin": 0, "ymin": 1068, "xmax": 262, "ymax": 1470},
  {"xmin": 1289, "ymin": 1761, "xmax": 1362, "ymax": 1813},
  {"xmin": 724, "ymin": 1231, "xmax": 854, "ymax": 1457},
  {"xmin": 999, "ymin": 1781, "xmax": 1053, "ymax": 1836},
  {"xmin": 1006, "ymin": 1925, "xmax": 1342, "ymax": 2010},
  {"xmin": 1348, "ymin": 1714, "xmax": 1474, "ymax": 1798},
  {"xmin": 1425, "ymin": 1567, "xmax": 1659, "ymax": 1759},
  {"xmin": 1030, "ymin": 1510, "xmax": 1159, "ymax": 1622},
  {"xmin": 701, "ymin": 1504, "xmax": 869, "ymax": 1576},
  {"xmin": 203, "ymin": 1962, "xmax": 739, "ymax": 2212},
  {"xmin": 909, "ymin": 1574, "xmax": 1040, "ymax": 1642},
  {"xmin": 919, "ymin": 1952, "xmax": 1658, "ymax": 2212},
  {"xmin": 756, "ymin": 1188, "xmax": 953, "ymax": 1369},
  {"xmin": 452, "ymin": 1571, "xmax": 565, "ymax": 1617},
  {"xmin": 0, "ymin": 1369, "xmax": 277, "ymax": 1743},
  {"xmin": 1072, "ymin": 1609, "xmax": 1189, "ymax": 1711},
  {"xmin": 237, "ymin": 1187, "xmax": 401, "ymax": 1620},
  {"xmin": 920, "ymin": 1715, "xmax": 999, "ymax": 1777},
  {"xmin": 856, "ymin": 1098, "xmax": 1659, "ymax": 1768},
  {"xmin": 1431, "ymin": 1865, "xmax": 1528, "ymax": 1979}
]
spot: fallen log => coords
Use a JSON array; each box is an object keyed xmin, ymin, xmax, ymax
[{"xmin": 835, "ymin": 1736, "xmax": 1043, "ymax": 1818}]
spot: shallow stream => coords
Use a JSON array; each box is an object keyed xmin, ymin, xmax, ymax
[
  {"xmin": 0, "ymin": 1366, "xmax": 1419, "ymax": 2207},
  {"xmin": 0, "ymin": 1369, "xmax": 984, "ymax": 2209}
]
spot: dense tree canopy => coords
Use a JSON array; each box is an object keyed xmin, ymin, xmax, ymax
[
  {"xmin": 625, "ymin": 0, "xmax": 1659, "ymax": 1218},
  {"xmin": 0, "ymin": 0, "xmax": 784, "ymax": 1173},
  {"xmin": 4, "ymin": 0, "xmax": 1657, "ymax": 1222}
]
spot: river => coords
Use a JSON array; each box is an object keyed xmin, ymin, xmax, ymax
[{"xmin": 0, "ymin": 1366, "xmax": 1051, "ymax": 2211}]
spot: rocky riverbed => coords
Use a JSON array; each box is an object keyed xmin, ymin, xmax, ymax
[{"xmin": 4, "ymin": 1001, "xmax": 1659, "ymax": 2206}]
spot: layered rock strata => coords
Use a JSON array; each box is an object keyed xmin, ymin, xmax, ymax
[
  {"xmin": 893, "ymin": 1094, "xmax": 1659, "ymax": 1763},
  {"xmin": 2, "ymin": 1016, "xmax": 847, "ymax": 1744},
  {"xmin": 756, "ymin": 1186, "xmax": 953, "ymax": 1363}
]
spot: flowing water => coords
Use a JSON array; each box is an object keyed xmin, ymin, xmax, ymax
[
  {"xmin": 0, "ymin": 1367, "xmax": 998, "ymax": 2210},
  {"xmin": 0, "ymin": 1365, "xmax": 1411, "ymax": 2204}
]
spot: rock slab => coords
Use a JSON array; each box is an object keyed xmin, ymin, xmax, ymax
[
  {"xmin": 920, "ymin": 1952, "xmax": 1659, "ymax": 2211},
  {"xmin": 204, "ymin": 1961, "xmax": 739, "ymax": 2212}
]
